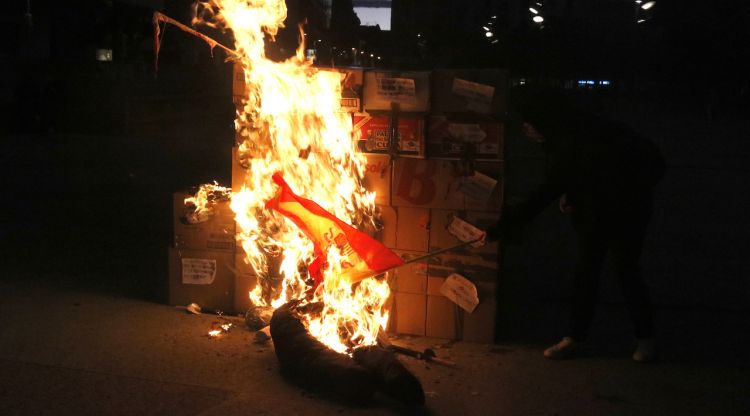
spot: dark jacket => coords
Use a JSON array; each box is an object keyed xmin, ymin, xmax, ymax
[{"xmin": 492, "ymin": 117, "xmax": 665, "ymax": 240}]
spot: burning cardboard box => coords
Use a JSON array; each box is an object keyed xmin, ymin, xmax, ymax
[
  {"xmin": 362, "ymin": 154, "xmax": 392, "ymax": 206},
  {"xmin": 173, "ymin": 192, "xmax": 236, "ymax": 252},
  {"xmin": 319, "ymin": 67, "xmax": 364, "ymax": 112}
]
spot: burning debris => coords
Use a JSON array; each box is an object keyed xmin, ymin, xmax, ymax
[
  {"xmin": 244, "ymin": 304, "xmax": 273, "ymax": 331},
  {"xmin": 271, "ymin": 301, "xmax": 424, "ymax": 405},
  {"xmin": 208, "ymin": 321, "xmax": 233, "ymax": 338}
]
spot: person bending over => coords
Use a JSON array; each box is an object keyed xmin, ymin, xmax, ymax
[{"xmin": 489, "ymin": 88, "xmax": 665, "ymax": 362}]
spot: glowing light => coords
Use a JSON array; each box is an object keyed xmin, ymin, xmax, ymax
[
  {"xmin": 641, "ymin": 1, "xmax": 655, "ymax": 10},
  {"xmin": 485, "ymin": 31, "xmax": 493, "ymax": 38},
  {"xmin": 533, "ymin": 16, "xmax": 544, "ymax": 23}
]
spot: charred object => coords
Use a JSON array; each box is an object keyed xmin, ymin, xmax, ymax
[{"xmin": 270, "ymin": 302, "xmax": 425, "ymax": 406}]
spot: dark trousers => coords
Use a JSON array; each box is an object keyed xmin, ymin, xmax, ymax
[{"xmin": 568, "ymin": 196, "xmax": 654, "ymax": 341}]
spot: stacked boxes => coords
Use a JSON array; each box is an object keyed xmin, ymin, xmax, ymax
[
  {"xmin": 353, "ymin": 114, "xmax": 426, "ymax": 157},
  {"xmin": 355, "ymin": 68, "xmax": 507, "ymax": 343},
  {"xmin": 168, "ymin": 192, "xmax": 236, "ymax": 313},
  {"xmin": 376, "ymin": 158, "xmax": 503, "ymax": 343},
  {"xmin": 169, "ymin": 64, "xmax": 506, "ymax": 340}
]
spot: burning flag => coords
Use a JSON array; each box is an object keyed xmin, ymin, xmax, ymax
[{"xmin": 266, "ymin": 173, "xmax": 403, "ymax": 287}]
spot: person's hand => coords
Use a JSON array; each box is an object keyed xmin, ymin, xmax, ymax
[{"xmin": 559, "ymin": 193, "xmax": 574, "ymax": 213}]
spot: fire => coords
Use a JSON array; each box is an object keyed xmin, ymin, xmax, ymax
[
  {"xmin": 184, "ymin": 182, "xmax": 232, "ymax": 223},
  {"xmin": 193, "ymin": 0, "xmax": 389, "ymax": 354}
]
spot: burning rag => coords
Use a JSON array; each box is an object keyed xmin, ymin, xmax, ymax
[{"xmin": 266, "ymin": 173, "xmax": 403, "ymax": 287}]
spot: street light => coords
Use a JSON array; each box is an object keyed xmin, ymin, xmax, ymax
[
  {"xmin": 533, "ymin": 16, "xmax": 544, "ymax": 23},
  {"xmin": 641, "ymin": 1, "xmax": 655, "ymax": 10}
]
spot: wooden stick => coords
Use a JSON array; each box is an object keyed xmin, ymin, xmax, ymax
[
  {"xmin": 399, "ymin": 238, "xmax": 482, "ymax": 266},
  {"xmin": 152, "ymin": 11, "xmax": 241, "ymax": 63}
]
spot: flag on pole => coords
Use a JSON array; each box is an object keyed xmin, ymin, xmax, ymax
[{"xmin": 266, "ymin": 172, "xmax": 404, "ymax": 287}]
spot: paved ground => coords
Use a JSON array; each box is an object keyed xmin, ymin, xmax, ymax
[{"xmin": 0, "ymin": 279, "xmax": 747, "ymax": 416}]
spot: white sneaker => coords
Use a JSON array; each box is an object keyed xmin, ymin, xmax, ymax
[
  {"xmin": 632, "ymin": 338, "xmax": 656, "ymax": 363},
  {"xmin": 543, "ymin": 337, "xmax": 580, "ymax": 359}
]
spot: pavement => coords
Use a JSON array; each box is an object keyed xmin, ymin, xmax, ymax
[{"xmin": 0, "ymin": 279, "xmax": 747, "ymax": 416}]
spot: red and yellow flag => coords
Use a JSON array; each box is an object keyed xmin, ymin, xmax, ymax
[{"xmin": 266, "ymin": 173, "xmax": 403, "ymax": 286}]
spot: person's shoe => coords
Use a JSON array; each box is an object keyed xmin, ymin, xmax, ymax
[
  {"xmin": 543, "ymin": 337, "xmax": 580, "ymax": 359},
  {"xmin": 632, "ymin": 338, "xmax": 656, "ymax": 363}
]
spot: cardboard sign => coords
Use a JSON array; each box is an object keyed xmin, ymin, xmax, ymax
[
  {"xmin": 440, "ymin": 273, "xmax": 479, "ymax": 313},
  {"xmin": 452, "ymin": 78, "xmax": 494, "ymax": 104},
  {"xmin": 376, "ymin": 77, "xmax": 417, "ymax": 104},
  {"xmin": 452, "ymin": 78, "xmax": 495, "ymax": 114},
  {"xmin": 447, "ymin": 216, "xmax": 485, "ymax": 248},
  {"xmin": 458, "ymin": 170, "xmax": 498, "ymax": 206},
  {"xmin": 426, "ymin": 116, "xmax": 504, "ymax": 160},
  {"xmin": 181, "ymin": 258, "xmax": 217, "ymax": 285}
]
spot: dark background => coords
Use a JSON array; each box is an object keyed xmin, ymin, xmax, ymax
[{"xmin": 0, "ymin": 0, "xmax": 748, "ymax": 354}]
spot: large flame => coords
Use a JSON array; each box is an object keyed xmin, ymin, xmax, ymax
[{"xmin": 193, "ymin": 0, "xmax": 388, "ymax": 354}]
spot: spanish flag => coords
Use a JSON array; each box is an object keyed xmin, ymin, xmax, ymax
[{"xmin": 266, "ymin": 173, "xmax": 403, "ymax": 287}]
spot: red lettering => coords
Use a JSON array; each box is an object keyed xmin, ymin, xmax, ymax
[
  {"xmin": 366, "ymin": 161, "xmax": 385, "ymax": 173},
  {"xmin": 396, "ymin": 159, "xmax": 437, "ymax": 205}
]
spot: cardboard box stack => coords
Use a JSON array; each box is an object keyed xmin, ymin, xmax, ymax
[
  {"xmin": 169, "ymin": 64, "xmax": 507, "ymax": 340},
  {"xmin": 356, "ymin": 68, "xmax": 508, "ymax": 343},
  {"xmin": 169, "ymin": 192, "xmax": 236, "ymax": 313}
]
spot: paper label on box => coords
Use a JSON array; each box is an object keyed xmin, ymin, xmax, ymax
[
  {"xmin": 452, "ymin": 78, "xmax": 494, "ymax": 104},
  {"xmin": 458, "ymin": 171, "xmax": 497, "ymax": 206},
  {"xmin": 376, "ymin": 78, "xmax": 417, "ymax": 104},
  {"xmin": 440, "ymin": 273, "xmax": 479, "ymax": 313},
  {"xmin": 181, "ymin": 258, "xmax": 217, "ymax": 285},
  {"xmin": 447, "ymin": 123, "xmax": 487, "ymax": 142},
  {"xmin": 447, "ymin": 217, "xmax": 486, "ymax": 247}
]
